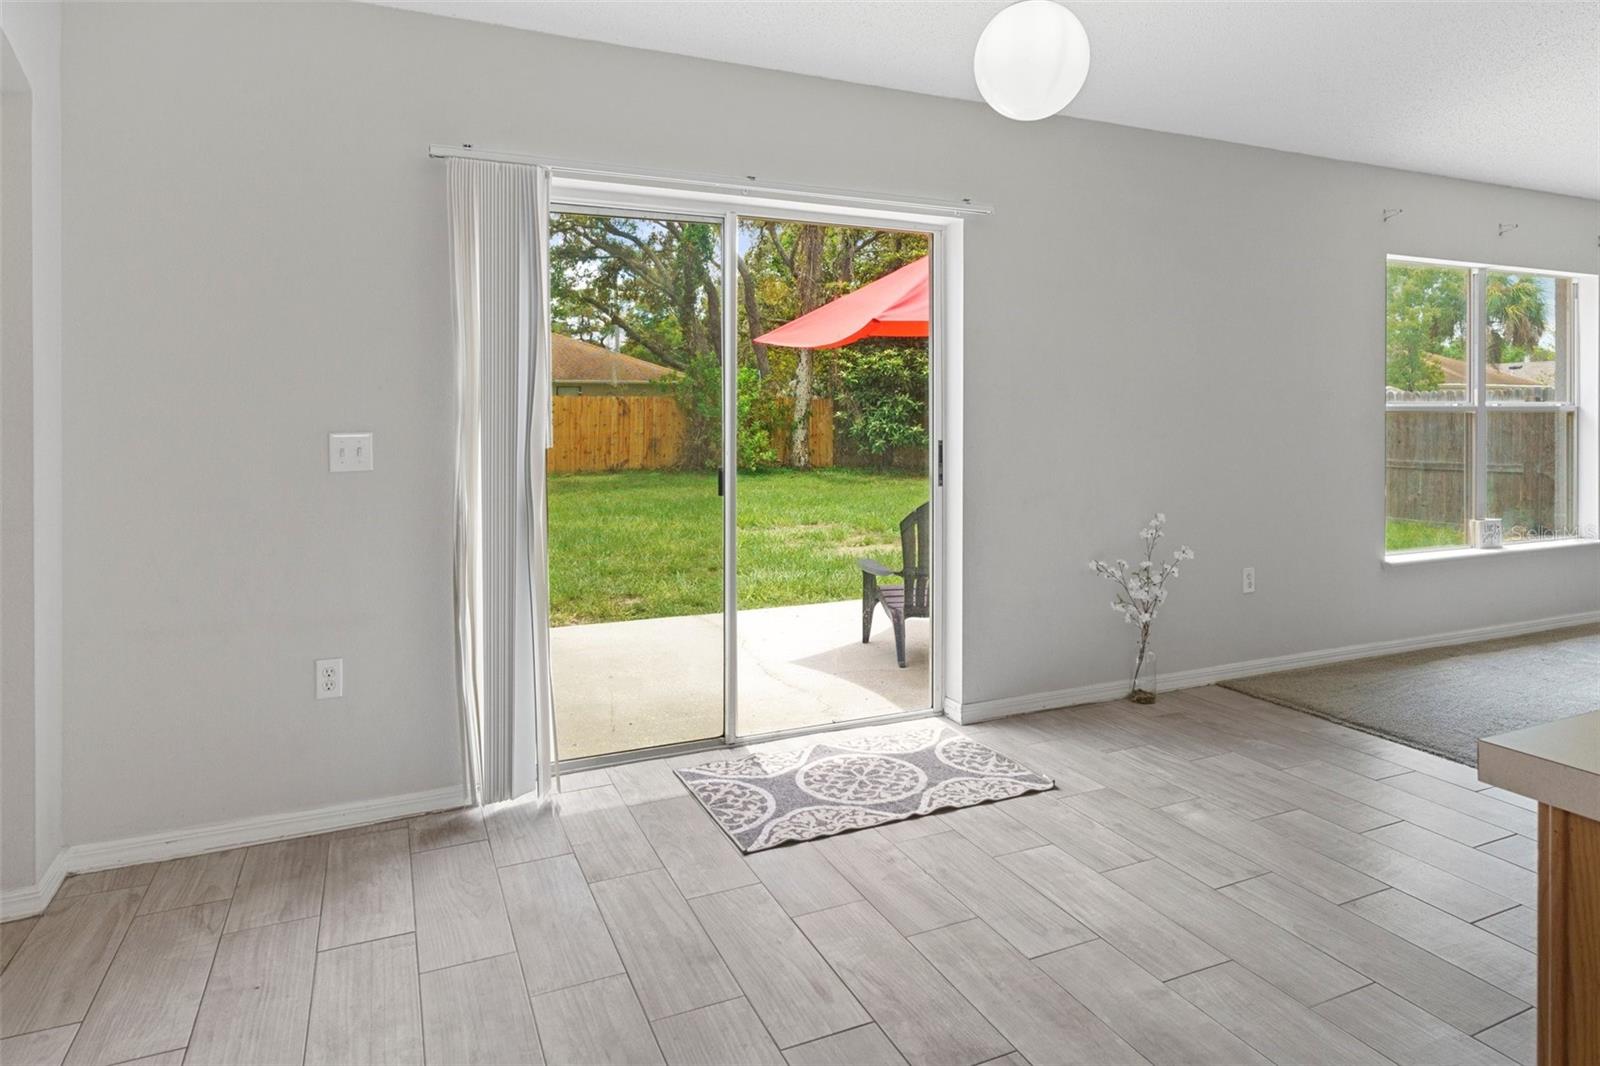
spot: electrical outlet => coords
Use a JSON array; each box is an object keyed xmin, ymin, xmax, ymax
[
  {"xmin": 1242, "ymin": 567, "xmax": 1256, "ymax": 595},
  {"xmin": 329, "ymin": 433, "xmax": 373, "ymax": 473},
  {"xmin": 316, "ymin": 658, "xmax": 344, "ymax": 699}
]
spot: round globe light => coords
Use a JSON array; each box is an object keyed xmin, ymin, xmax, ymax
[{"xmin": 973, "ymin": 0, "xmax": 1091, "ymax": 121}]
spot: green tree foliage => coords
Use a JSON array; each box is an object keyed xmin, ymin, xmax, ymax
[
  {"xmin": 672, "ymin": 355, "xmax": 783, "ymax": 471},
  {"xmin": 839, "ymin": 346, "xmax": 929, "ymax": 466},
  {"xmin": 1386, "ymin": 264, "xmax": 1459, "ymax": 391},
  {"xmin": 551, "ymin": 211, "xmax": 931, "ymax": 470},
  {"xmin": 1486, "ymin": 274, "xmax": 1550, "ymax": 364}
]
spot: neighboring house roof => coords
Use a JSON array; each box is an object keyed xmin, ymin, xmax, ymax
[
  {"xmin": 552, "ymin": 333, "xmax": 675, "ymax": 383},
  {"xmin": 1425, "ymin": 354, "xmax": 1542, "ymax": 386}
]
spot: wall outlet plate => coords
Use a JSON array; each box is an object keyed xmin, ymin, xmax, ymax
[
  {"xmin": 316, "ymin": 658, "xmax": 344, "ymax": 699},
  {"xmin": 1470, "ymin": 518, "xmax": 1504, "ymax": 549},
  {"xmin": 329, "ymin": 433, "xmax": 373, "ymax": 473},
  {"xmin": 1242, "ymin": 566, "xmax": 1256, "ymax": 594}
]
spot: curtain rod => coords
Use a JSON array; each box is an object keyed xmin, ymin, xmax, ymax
[{"xmin": 427, "ymin": 144, "xmax": 993, "ymax": 218}]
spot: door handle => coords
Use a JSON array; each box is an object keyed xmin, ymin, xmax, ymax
[{"xmin": 718, "ymin": 467, "xmax": 724, "ymax": 497}]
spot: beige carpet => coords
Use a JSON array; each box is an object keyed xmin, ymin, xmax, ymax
[{"xmin": 1220, "ymin": 623, "xmax": 1600, "ymax": 765}]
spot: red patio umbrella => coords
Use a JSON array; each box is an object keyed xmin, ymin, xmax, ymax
[{"xmin": 753, "ymin": 256, "xmax": 929, "ymax": 349}]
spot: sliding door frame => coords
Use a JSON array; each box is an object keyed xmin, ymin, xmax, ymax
[{"xmin": 550, "ymin": 177, "xmax": 962, "ymax": 772}]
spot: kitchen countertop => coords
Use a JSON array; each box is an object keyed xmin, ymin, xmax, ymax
[{"xmin": 1479, "ymin": 708, "xmax": 1600, "ymax": 823}]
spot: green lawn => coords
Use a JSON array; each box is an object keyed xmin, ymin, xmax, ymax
[
  {"xmin": 548, "ymin": 468, "xmax": 929, "ymax": 625},
  {"xmin": 1385, "ymin": 518, "xmax": 1465, "ymax": 553}
]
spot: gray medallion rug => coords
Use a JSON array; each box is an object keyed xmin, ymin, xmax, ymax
[{"xmin": 676, "ymin": 723, "xmax": 1055, "ymax": 852}]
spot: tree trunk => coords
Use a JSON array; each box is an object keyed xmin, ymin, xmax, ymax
[
  {"xmin": 737, "ymin": 255, "xmax": 769, "ymax": 378},
  {"xmin": 789, "ymin": 225, "xmax": 825, "ymax": 468}
]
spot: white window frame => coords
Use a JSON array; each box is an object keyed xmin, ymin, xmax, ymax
[{"xmin": 1384, "ymin": 254, "xmax": 1596, "ymax": 560}]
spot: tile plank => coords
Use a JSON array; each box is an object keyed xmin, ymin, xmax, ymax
[
  {"xmin": 796, "ymin": 901, "xmax": 1010, "ymax": 1066},
  {"xmin": 408, "ymin": 806, "xmax": 486, "ymax": 853},
  {"xmin": 1260, "ymin": 809, "xmax": 1516, "ymax": 922},
  {"xmin": 1197, "ymin": 753, "xmax": 1397, "ymax": 832},
  {"xmin": 1346, "ymin": 889, "xmax": 1536, "ymax": 1003},
  {"xmin": 816, "ymin": 830, "xmax": 972, "ymax": 936},
  {"xmin": 1163, "ymin": 800, "xmax": 1384, "ymax": 904},
  {"xmin": 1381, "ymin": 773, "xmax": 1538, "ymax": 837},
  {"xmin": 999, "ymin": 845, "xmax": 1223, "ymax": 979},
  {"xmin": 652, "ymin": 998, "xmax": 785, "ymax": 1066},
  {"xmin": 54, "ymin": 866, "xmax": 159, "ymax": 902},
  {"xmin": 1104, "ymin": 859, "xmax": 1368, "ymax": 1007},
  {"xmin": 136, "ymin": 851, "xmax": 244, "ymax": 917},
  {"xmin": 1035, "ymin": 939, "xmax": 1270, "ymax": 1065},
  {"xmin": 910, "ymin": 919, "xmax": 1147, "ymax": 1065},
  {"xmin": 632, "ymin": 796, "xmax": 758, "ymax": 899},
  {"xmin": 318, "ymin": 827, "xmax": 413, "ymax": 951},
  {"xmin": 0, "ymin": 1025, "xmax": 78, "ymax": 1066},
  {"xmin": 746, "ymin": 844, "xmax": 862, "ymax": 917},
  {"xmin": 484, "ymin": 795, "xmax": 571, "ymax": 867},
  {"xmin": 1366, "ymin": 821, "xmax": 1537, "ymax": 907},
  {"xmin": 557, "ymin": 786, "xmax": 662, "ymax": 882},
  {"xmin": 531, "ymin": 973, "xmax": 663, "ymax": 1066},
  {"xmin": 690, "ymin": 884, "xmax": 868, "ymax": 1048},
  {"xmin": 1476, "ymin": 905, "xmax": 1537, "ymax": 952},
  {"xmin": 1285, "ymin": 762, "xmax": 1505, "ymax": 846},
  {"xmin": 1478, "ymin": 834, "xmax": 1538, "ymax": 871},
  {"xmin": 591, "ymin": 868, "xmax": 739, "ymax": 1021},
  {"xmin": 608, "ymin": 759, "xmax": 689, "ymax": 806},
  {"xmin": 186, "ymin": 915, "xmax": 317, "ymax": 1066},
  {"xmin": 1, "ymin": 918, "xmax": 38, "ymax": 972},
  {"xmin": 1476, "ymin": 1009, "xmax": 1535, "ymax": 1066},
  {"xmin": 419, "ymin": 953, "xmax": 543, "ymax": 1066},
  {"xmin": 63, "ymin": 901, "xmax": 227, "ymax": 1066},
  {"xmin": 0, "ymin": 889, "xmax": 142, "ymax": 1039},
  {"xmin": 1221, "ymin": 873, "xmax": 1526, "ymax": 1034},
  {"xmin": 1061, "ymin": 790, "xmax": 1261, "ymax": 889},
  {"xmin": 303, "ymin": 933, "xmax": 422, "ymax": 1066},
  {"xmin": 999, "ymin": 793, "xmax": 1151, "ymax": 872},
  {"xmin": 1315, "ymin": 983, "xmax": 1515, "ymax": 1065},
  {"xmin": 498, "ymin": 853, "xmax": 623, "ymax": 996},
  {"xmin": 411, "ymin": 840, "xmax": 515, "ymax": 973},
  {"xmin": 782, "ymin": 1025, "xmax": 907, "ymax": 1066},
  {"xmin": 941, "ymin": 803, "xmax": 1048, "ymax": 856},
  {"xmin": 225, "ymin": 835, "xmax": 327, "ymax": 934},
  {"xmin": 1168, "ymin": 961, "xmax": 1390, "ymax": 1065},
  {"xmin": 896, "ymin": 833, "xmax": 1093, "ymax": 958}
]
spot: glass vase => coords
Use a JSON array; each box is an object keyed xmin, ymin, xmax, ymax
[{"xmin": 1130, "ymin": 644, "xmax": 1157, "ymax": 704}]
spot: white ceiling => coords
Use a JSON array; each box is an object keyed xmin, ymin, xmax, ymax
[{"xmin": 377, "ymin": 0, "xmax": 1600, "ymax": 199}]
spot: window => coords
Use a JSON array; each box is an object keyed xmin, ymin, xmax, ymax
[{"xmin": 1385, "ymin": 258, "xmax": 1579, "ymax": 553}]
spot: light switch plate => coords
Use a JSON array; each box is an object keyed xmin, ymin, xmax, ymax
[{"xmin": 329, "ymin": 433, "xmax": 373, "ymax": 472}]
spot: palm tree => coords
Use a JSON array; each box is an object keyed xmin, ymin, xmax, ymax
[{"xmin": 1487, "ymin": 274, "xmax": 1548, "ymax": 362}]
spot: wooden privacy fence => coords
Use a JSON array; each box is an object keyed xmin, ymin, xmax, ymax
[
  {"xmin": 547, "ymin": 395, "xmax": 834, "ymax": 474},
  {"xmin": 1386, "ymin": 409, "xmax": 1568, "ymax": 528}
]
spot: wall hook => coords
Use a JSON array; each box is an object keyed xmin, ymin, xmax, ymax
[
  {"xmin": 1382, "ymin": 208, "xmax": 1403, "ymax": 223},
  {"xmin": 1498, "ymin": 222, "xmax": 1518, "ymax": 237}
]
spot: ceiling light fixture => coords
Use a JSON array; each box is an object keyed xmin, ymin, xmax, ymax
[{"xmin": 973, "ymin": 0, "xmax": 1091, "ymax": 121}]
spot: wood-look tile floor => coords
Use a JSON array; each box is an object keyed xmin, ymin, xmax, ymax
[{"xmin": 0, "ymin": 686, "xmax": 1539, "ymax": 1066}]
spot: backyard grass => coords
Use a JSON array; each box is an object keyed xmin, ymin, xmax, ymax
[
  {"xmin": 1385, "ymin": 518, "xmax": 1465, "ymax": 553},
  {"xmin": 548, "ymin": 468, "xmax": 929, "ymax": 625}
]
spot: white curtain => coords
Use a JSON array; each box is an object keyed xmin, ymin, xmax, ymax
[{"xmin": 448, "ymin": 158, "xmax": 558, "ymax": 805}]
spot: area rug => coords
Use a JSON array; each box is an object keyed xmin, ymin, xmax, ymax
[
  {"xmin": 1220, "ymin": 623, "xmax": 1600, "ymax": 765},
  {"xmin": 676, "ymin": 723, "xmax": 1054, "ymax": 852}
]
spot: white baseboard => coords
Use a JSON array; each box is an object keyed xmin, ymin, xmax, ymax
[
  {"xmin": 947, "ymin": 609, "xmax": 1600, "ymax": 725},
  {"xmin": 1, "ymin": 783, "xmax": 468, "ymax": 921}
]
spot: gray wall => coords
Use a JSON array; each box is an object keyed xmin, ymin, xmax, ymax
[{"xmin": 59, "ymin": 2, "xmax": 1599, "ymax": 845}]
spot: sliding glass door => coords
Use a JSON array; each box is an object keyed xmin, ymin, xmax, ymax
[
  {"xmin": 546, "ymin": 200, "xmax": 938, "ymax": 765},
  {"xmin": 546, "ymin": 209, "xmax": 726, "ymax": 760}
]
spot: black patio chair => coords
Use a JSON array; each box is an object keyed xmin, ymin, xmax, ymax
[{"xmin": 856, "ymin": 502, "xmax": 930, "ymax": 668}]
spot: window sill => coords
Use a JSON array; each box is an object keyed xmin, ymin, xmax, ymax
[{"xmin": 1383, "ymin": 537, "xmax": 1600, "ymax": 568}]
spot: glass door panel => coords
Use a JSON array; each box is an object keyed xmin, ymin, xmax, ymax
[
  {"xmin": 547, "ymin": 210, "xmax": 725, "ymax": 760},
  {"xmin": 732, "ymin": 217, "xmax": 934, "ymax": 738}
]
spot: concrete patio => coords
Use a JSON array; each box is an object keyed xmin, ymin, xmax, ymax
[{"xmin": 551, "ymin": 598, "xmax": 931, "ymax": 759}]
